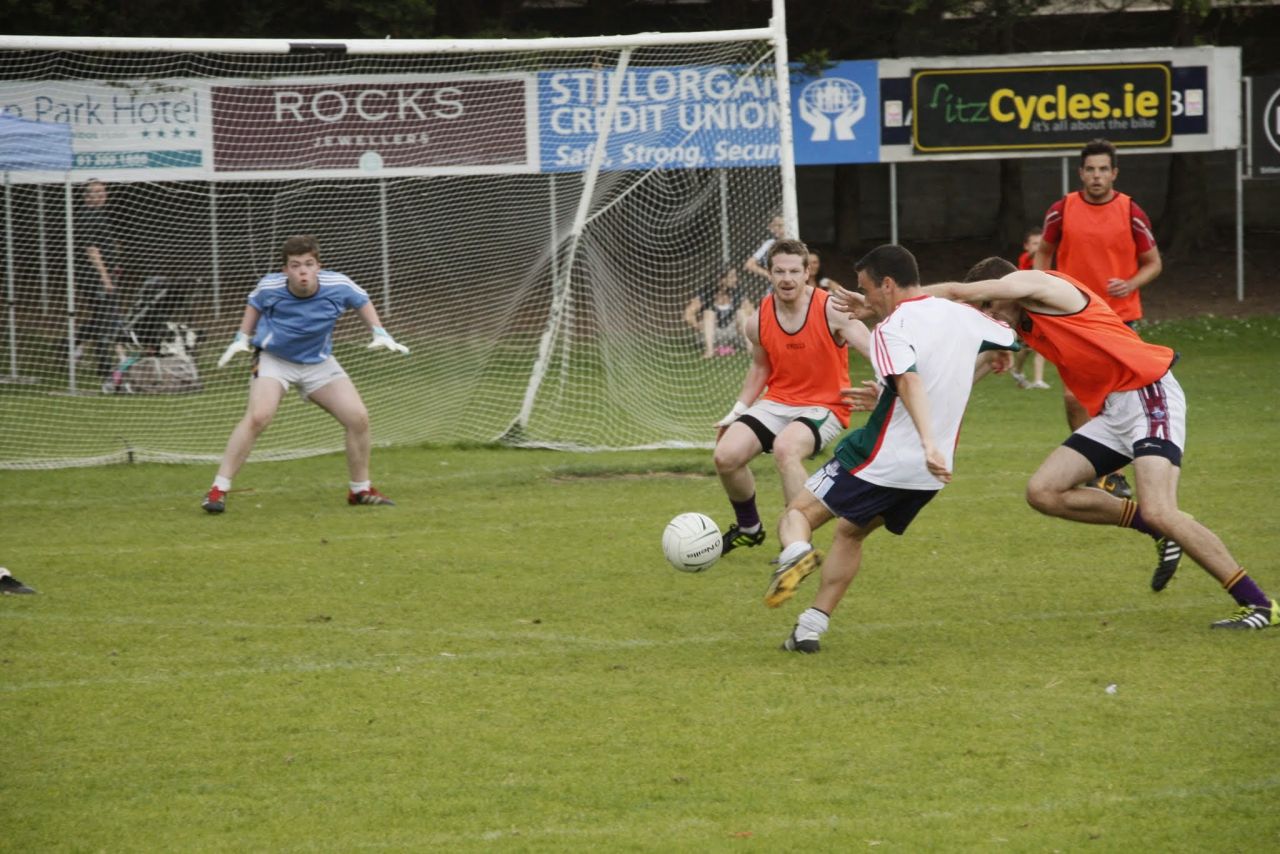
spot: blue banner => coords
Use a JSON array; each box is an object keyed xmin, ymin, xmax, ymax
[
  {"xmin": 538, "ymin": 65, "xmax": 784, "ymax": 172},
  {"xmin": 791, "ymin": 61, "xmax": 880, "ymax": 165},
  {"xmin": 0, "ymin": 113, "xmax": 73, "ymax": 171}
]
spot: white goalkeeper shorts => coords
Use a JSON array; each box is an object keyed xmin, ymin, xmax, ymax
[{"xmin": 255, "ymin": 350, "xmax": 348, "ymax": 401}]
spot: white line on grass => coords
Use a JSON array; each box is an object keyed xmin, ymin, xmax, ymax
[{"xmin": 0, "ymin": 598, "xmax": 1232, "ymax": 694}]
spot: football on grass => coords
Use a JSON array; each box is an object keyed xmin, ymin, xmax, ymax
[{"xmin": 662, "ymin": 512, "xmax": 722, "ymax": 572}]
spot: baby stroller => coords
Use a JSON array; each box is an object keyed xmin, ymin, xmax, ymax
[{"xmin": 108, "ymin": 276, "xmax": 203, "ymax": 394}]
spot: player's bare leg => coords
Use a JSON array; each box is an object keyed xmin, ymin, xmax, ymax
[
  {"xmin": 217, "ymin": 376, "xmax": 287, "ymax": 481},
  {"xmin": 780, "ymin": 516, "xmax": 881, "ymax": 652},
  {"xmin": 203, "ymin": 377, "xmax": 286, "ymax": 512},
  {"xmin": 1025, "ymin": 445, "xmax": 1122, "ymax": 524},
  {"xmin": 771, "ymin": 420, "xmax": 819, "ymax": 506},
  {"xmin": 700, "ymin": 309, "xmax": 716, "ymax": 358},
  {"xmin": 777, "ymin": 489, "xmax": 833, "ymax": 550},
  {"xmin": 714, "ymin": 422, "xmax": 767, "ymax": 552},
  {"xmin": 1130, "ymin": 456, "xmax": 1231, "ymax": 584},
  {"xmin": 309, "ymin": 376, "xmax": 371, "ymax": 482},
  {"xmin": 767, "ymin": 490, "xmax": 832, "ymax": 609},
  {"xmin": 812, "ymin": 516, "xmax": 880, "ymax": 616}
]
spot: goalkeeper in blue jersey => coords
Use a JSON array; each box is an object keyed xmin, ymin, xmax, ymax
[{"xmin": 202, "ymin": 235, "xmax": 409, "ymax": 514}]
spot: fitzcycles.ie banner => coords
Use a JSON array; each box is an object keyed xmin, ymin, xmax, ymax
[{"xmin": 911, "ymin": 63, "xmax": 1173, "ymax": 154}]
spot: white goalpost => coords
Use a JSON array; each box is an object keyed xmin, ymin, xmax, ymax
[{"xmin": 0, "ymin": 6, "xmax": 797, "ymax": 468}]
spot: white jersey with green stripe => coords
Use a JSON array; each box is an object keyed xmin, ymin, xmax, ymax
[{"xmin": 833, "ymin": 295, "xmax": 1016, "ymax": 490}]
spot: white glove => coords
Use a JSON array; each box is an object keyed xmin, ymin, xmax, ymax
[
  {"xmin": 216, "ymin": 331, "xmax": 252, "ymax": 368},
  {"xmin": 715, "ymin": 400, "xmax": 749, "ymax": 428},
  {"xmin": 368, "ymin": 326, "xmax": 409, "ymax": 355}
]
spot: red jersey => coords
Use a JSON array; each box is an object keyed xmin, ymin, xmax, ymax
[
  {"xmin": 1020, "ymin": 271, "xmax": 1175, "ymax": 417},
  {"xmin": 1017, "ymin": 251, "xmax": 1033, "ymax": 270},
  {"xmin": 758, "ymin": 288, "xmax": 852, "ymax": 427},
  {"xmin": 1041, "ymin": 191, "xmax": 1156, "ymax": 322}
]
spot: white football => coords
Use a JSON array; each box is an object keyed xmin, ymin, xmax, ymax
[{"xmin": 662, "ymin": 512, "xmax": 722, "ymax": 573}]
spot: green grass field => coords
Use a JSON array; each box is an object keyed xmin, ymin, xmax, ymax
[{"xmin": 3, "ymin": 316, "xmax": 1279, "ymax": 850}]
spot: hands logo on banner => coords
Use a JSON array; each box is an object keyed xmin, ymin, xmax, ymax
[{"xmin": 798, "ymin": 77, "xmax": 866, "ymax": 142}]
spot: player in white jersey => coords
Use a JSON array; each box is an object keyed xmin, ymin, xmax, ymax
[
  {"xmin": 201, "ymin": 235, "xmax": 410, "ymax": 514},
  {"xmin": 763, "ymin": 244, "xmax": 1018, "ymax": 653}
]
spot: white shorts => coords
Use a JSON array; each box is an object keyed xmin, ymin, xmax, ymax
[
  {"xmin": 255, "ymin": 350, "xmax": 348, "ymax": 401},
  {"xmin": 1072, "ymin": 371, "xmax": 1187, "ymax": 464},
  {"xmin": 736, "ymin": 399, "xmax": 845, "ymax": 456}
]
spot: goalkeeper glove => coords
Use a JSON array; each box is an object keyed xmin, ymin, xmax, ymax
[
  {"xmin": 216, "ymin": 331, "xmax": 252, "ymax": 368},
  {"xmin": 368, "ymin": 326, "xmax": 409, "ymax": 355},
  {"xmin": 715, "ymin": 400, "xmax": 749, "ymax": 428}
]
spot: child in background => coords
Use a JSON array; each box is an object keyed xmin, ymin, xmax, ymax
[{"xmin": 1011, "ymin": 227, "xmax": 1050, "ymax": 390}]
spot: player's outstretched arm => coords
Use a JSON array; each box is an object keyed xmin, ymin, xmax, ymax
[
  {"xmin": 357, "ymin": 303, "xmax": 410, "ymax": 355},
  {"xmin": 216, "ymin": 305, "xmax": 260, "ymax": 368},
  {"xmin": 827, "ymin": 296, "xmax": 871, "ymax": 360},
  {"xmin": 828, "ymin": 283, "xmax": 875, "ymax": 323},
  {"xmin": 925, "ymin": 270, "xmax": 1079, "ymax": 314}
]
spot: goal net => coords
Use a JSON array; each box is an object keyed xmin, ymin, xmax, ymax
[{"xmin": 0, "ymin": 27, "xmax": 794, "ymax": 468}]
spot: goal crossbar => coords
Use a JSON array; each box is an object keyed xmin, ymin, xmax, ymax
[{"xmin": 0, "ymin": 30, "xmax": 776, "ymax": 56}]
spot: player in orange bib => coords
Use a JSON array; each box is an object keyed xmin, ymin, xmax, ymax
[
  {"xmin": 926, "ymin": 258, "xmax": 1277, "ymax": 631},
  {"xmin": 1035, "ymin": 138, "xmax": 1162, "ymax": 499},
  {"xmin": 713, "ymin": 238, "xmax": 870, "ymax": 557}
]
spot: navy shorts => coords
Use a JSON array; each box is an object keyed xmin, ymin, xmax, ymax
[{"xmin": 804, "ymin": 459, "xmax": 938, "ymax": 535}]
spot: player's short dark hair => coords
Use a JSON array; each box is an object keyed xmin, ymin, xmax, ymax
[
  {"xmin": 767, "ymin": 238, "xmax": 809, "ymax": 268},
  {"xmin": 964, "ymin": 256, "xmax": 1017, "ymax": 282},
  {"xmin": 1024, "ymin": 226, "xmax": 1043, "ymax": 239},
  {"xmin": 281, "ymin": 234, "xmax": 321, "ymax": 265},
  {"xmin": 854, "ymin": 244, "xmax": 919, "ymax": 287},
  {"xmin": 1080, "ymin": 138, "xmax": 1117, "ymax": 168}
]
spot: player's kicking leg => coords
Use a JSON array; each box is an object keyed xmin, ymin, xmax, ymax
[{"xmin": 766, "ymin": 491, "xmax": 832, "ymax": 610}]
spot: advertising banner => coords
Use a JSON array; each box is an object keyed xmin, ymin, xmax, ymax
[
  {"xmin": 1250, "ymin": 73, "xmax": 1280, "ymax": 178},
  {"xmin": 0, "ymin": 79, "xmax": 206, "ymax": 178},
  {"xmin": 790, "ymin": 61, "xmax": 879, "ymax": 165},
  {"xmin": 911, "ymin": 63, "xmax": 1172, "ymax": 153},
  {"xmin": 537, "ymin": 65, "xmax": 783, "ymax": 172},
  {"xmin": 211, "ymin": 77, "xmax": 531, "ymax": 172}
]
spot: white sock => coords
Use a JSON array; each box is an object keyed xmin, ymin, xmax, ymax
[
  {"xmin": 213, "ymin": 475, "xmax": 232, "ymax": 492},
  {"xmin": 797, "ymin": 607, "xmax": 830, "ymax": 638},
  {"xmin": 778, "ymin": 541, "xmax": 812, "ymax": 564},
  {"xmin": 349, "ymin": 480, "xmax": 371, "ymax": 493}
]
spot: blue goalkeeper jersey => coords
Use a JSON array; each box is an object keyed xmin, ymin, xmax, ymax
[{"xmin": 247, "ymin": 270, "xmax": 369, "ymax": 364}]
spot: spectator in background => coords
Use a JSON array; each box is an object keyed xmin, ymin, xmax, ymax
[
  {"xmin": 743, "ymin": 214, "xmax": 788, "ymax": 285},
  {"xmin": 805, "ymin": 250, "xmax": 840, "ymax": 291},
  {"xmin": 683, "ymin": 266, "xmax": 754, "ymax": 358},
  {"xmin": 75, "ymin": 179, "xmax": 128, "ymax": 393},
  {"xmin": 1034, "ymin": 139, "xmax": 1162, "ymax": 498},
  {"xmin": 1010, "ymin": 227, "xmax": 1049, "ymax": 390}
]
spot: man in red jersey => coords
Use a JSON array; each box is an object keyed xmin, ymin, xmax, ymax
[
  {"xmin": 713, "ymin": 238, "xmax": 870, "ymax": 557},
  {"xmin": 926, "ymin": 258, "xmax": 1277, "ymax": 631},
  {"xmin": 1035, "ymin": 138, "xmax": 1162, "ymax": 499}
]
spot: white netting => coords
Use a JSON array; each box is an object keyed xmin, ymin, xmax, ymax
[{"xmin": 0, "ymin": 35, "xmax": 788, "ymax": 467}]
